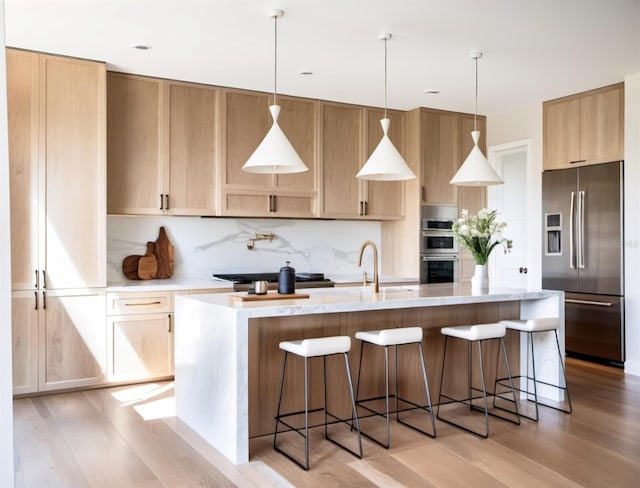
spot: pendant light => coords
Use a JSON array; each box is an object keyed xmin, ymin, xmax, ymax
[
  {"xmin": 242, "ymin": 9, "xmax": 308, "ymax": 174},
  {"xmin": 449, "ymin": 52, "xmax": 503, "ymax": 186},
  {"xmin": 357, "ymin": 33, "xmax": 415, "ymax": 181}
]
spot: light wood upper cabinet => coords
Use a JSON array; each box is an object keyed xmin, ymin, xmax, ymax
[
  {"xmin": 220, "ymin": 90, "xmax": 318, "ymax": 217},
  {"xmin": 7, "ymin": 49, "xmax": 39, "ymax": 291},
  {"xmin": 320, "ymin": 102, "xmax": 363, "ymax": 218},
  {"xmin": 165, "ymin": 82, "xmax": 218, "ymax": 215},
  {"xmin": 42, "ymin": 54, "xmax": 107, "ymax": 289},
  {"xmin": 320, "ymin": 102, "xmax": 405, "ymax": 219},
  {"xmin": 107, "ymin": 73, "xmax": 219, "ymax": 216},
  {"xmin": 408, "ymin": 108, "xmax": 486, "ymax": 210},
  {"xmin": 543, "ymin": 83, "xmax": 624, "ymax": 170},
  {"xmin": 107, "ymin": 73, "xmax": 164, "ymax": 214},
  {"xmin": 419, "ymin": 108, "xmax": 460, "ymax": 206},
  {"xmin": 7, "ymin": 49, "xmax": 106, "ymax": 290}
]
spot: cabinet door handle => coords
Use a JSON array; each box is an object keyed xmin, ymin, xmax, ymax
[
  {"xmin": 35, "ymin": 269, "xmax": 39, "ymax": 289},
  {"xmin": 271, "ymin": 195, "xmax": 277, "ymax": 213},
  {"xmin": 569, "ymin": 160, "xmax": 586, "ymax": 165},
  {"xmin": 421, "ymin": 186, "xmax": 426, "ymax": 202},
  {"xmin": 359, "ymin": 201, "xmax": 364, "ymax": 216},
  {"xmin": 160, "ymin": 194, "xmax": 164, "ymax": 210},
  {"xmin": 124, "ymin": 301, "xmax": 162, "ymax": 306},
  {"xmin": 168, "ymin": 314, "xmax": 172, "ymax": 333},
  {"xmin": 363, "ymin": 201, "xmax": 368, "ymax": 216},
  {"xmin": 42, "ymin": 291, "xmax": 46, "ymax": 310},
  {"xmin": 164, "ymin": 194, "xmax": 170, "ymax": 210},
  {"xmin": 42, "ymin": 270, "xmax": 46, "ymax": 289},
  {"xmin": 34, "ymin": 291, "xmax": 38, "ymax": 310}
]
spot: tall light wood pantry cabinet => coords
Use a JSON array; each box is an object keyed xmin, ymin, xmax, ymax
[
  {"xmin": 7, "ymin": 49, "xmax": 107, "ymax": 394},
  {"xmin": 220, "ymin": 90, "xmax": 318, "ymax": 217},
  {"xmin": 543, "ymin": 83, "xmax": 624, "ymax": 170},
  {"xmin": 107, "ymin": 73, "xmax": 219, "ymax": 216}
]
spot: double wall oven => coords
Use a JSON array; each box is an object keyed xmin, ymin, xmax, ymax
[{"xmin": 420, "ymin": 206, "xmax": 459, "ymax": 284}]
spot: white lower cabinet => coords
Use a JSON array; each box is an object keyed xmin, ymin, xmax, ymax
[{"xmin": 106, "ymin": 292, "xmax": 174, "ymax": 383}]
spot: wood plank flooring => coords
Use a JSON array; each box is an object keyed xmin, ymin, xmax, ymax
[{"xmin": 13, "ymin": 358, "xmax": 640, "ymax": 487}]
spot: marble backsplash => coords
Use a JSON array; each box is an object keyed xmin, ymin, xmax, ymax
[{"xmin": 107, "ymin": 216, "xmax": 382, "ymax": 282}]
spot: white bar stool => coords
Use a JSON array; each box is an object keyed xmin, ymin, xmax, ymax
[
  {"xmin": 273, "ymin": 335, "xmax": 363, "ymax": 471},
  {"xmin": 354, "ymin": 326, "xmax": 436, "ymax": 448},
  {"xmin": 494, "ymin": 318, "xmax": 573, "ymax": 421},
  {"xmin": 437, "ymin": 323, "xmax": 520, "ymax": 438}
]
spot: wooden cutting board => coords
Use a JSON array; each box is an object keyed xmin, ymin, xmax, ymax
[
  {"xmin": 231, "ymin": 292, "xmax": 310, "ymax": 302},
  {"xmin": 153, "ymin": 226, "xmax": 174, "ymax": 279},
  {"xmin": 137, "ymin": 242, "xmax": 158, "ymax": 280},
  {"xmin": 122, "ymin": 254, "xmax": 141, "ymax": 280}
]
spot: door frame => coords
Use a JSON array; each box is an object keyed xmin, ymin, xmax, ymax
[{"xmin": 488, "ymin": 139, "xmax": 538, "ymax": 289}]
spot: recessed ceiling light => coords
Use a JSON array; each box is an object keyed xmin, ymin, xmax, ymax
[
  {"xmin": 423, "ymin": 89, "xmax": 440, "ymax": 94},
  {"xmin": 132, "ymin": 44, "xmax": 152, "ymax": 50},
  {"xmin": 299, "ymin": 71, "xmax": 314, "ymax": 76}
]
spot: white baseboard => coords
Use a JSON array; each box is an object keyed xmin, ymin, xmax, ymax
[{"xmin": 624, "ymin": 360, "xmax": 640, "ymax": 377}]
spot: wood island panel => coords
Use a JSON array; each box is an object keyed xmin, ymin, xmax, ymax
[{"xmin": 247, "ymin": 301, "xmax": 520, "ymax": 437}]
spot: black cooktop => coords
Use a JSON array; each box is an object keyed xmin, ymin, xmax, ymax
[{"xmin": 212, "ymin": 272, "xmax": 328, "ymax": 284}]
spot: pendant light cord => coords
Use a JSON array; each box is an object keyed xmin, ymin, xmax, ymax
[
  {"xmin": 383, "ymin": 36, "xmax": 388, "ymax": 119},
  {"xmin": 273, "ymin": 13, "xmax": 278, "ymax": 106},
  {"xmin": 473, "ymin": 55, "xmax": 478, "ymax": 131}
]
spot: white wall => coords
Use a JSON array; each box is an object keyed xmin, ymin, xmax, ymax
[
  {"xmin": 0, "ymin": 0, "xmax": 16, "ymax": 483},
  {"xmin": 623, "ymin": 73, "xmax": 640, "ymax": 375},
  {"xmin": 107, "ymin": 216, "xmax": 387, "ymax": 282}
]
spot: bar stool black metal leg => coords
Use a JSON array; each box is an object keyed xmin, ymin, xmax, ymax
[
  {"xmin": 555, "ymin": 330, "xmax": 573, "ymax": 413},
  {"xmin": 529, "ymin": 332, "xmax": 540, "ymax": 421},
  {"xmin": 500, "ymin": 337, "xmax": 520, "ymax": 425},
  {"xmin": 436, "ymin": 336, "xmax": 449, "ymax": 420},
  {"xmin": 476, "ymin": 340, "xmax": 490, "ymax": 438},
  {"xmin": 385, "ymin": 342, "xmax": 437, "ymax": 439},
  {"xmin": 355, "ymin": 340, "xmax": 365, "ymax": 408},
  {"xmin": 343, "ymin": 352, "xmax": 363, "ymax": 459},
  {"xmin": 304, "ymin": 357, "xmax": 309, "ymax": 470}
]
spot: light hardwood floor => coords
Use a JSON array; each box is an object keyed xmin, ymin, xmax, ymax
[{"xmin": 13, "ymin": 358, "xmax": 640, "ymax": 487}]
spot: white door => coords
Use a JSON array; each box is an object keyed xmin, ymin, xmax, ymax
[{"xmin": 488, "ymin": 141, "xmax": 531, "ymax": 288}]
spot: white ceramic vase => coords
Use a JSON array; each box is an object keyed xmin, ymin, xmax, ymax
[{"xmin": 471, "ymin": 263, "xmax": 489, "ymax": 291}]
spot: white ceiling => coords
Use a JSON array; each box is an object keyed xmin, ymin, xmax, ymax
[{"xmin": 5, "ymin": 0, "xmax": 640, "ymax": 117}]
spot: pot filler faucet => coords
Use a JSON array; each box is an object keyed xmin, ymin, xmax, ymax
[{"xmin": 357, "ymin": 240, "xmax": 379, "ymax": 293}]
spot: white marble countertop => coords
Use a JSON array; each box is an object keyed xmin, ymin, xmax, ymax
[
  {"xmin": 178, "ymin": 283, "xmax": 562, "ymax": 318},
  {"xmin": 107, "ymin": 278, "xmax": 233, "ymax": 292}
]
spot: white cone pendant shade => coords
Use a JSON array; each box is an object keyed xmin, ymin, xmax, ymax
[
  {"xmin": 241, "ymin": 9, "xmax": 308, "ymax": 174},
  {"xmin": 242, "ymin": 105, "xmax": 307, "ymax": 174},
  {"xmin": 357, "ymin": 118, "xmax": 415, "ymax": 180},
  {"xmin": 357, "ymin": 33, "xmax": 415, "ymax": 181},
  {"xmin": 449, "ymin": 131, "xmax": 503, "ymax": 186},
  {"xmin": 450, "ymin": 51, "xmax": 503, "ymax": 187}
]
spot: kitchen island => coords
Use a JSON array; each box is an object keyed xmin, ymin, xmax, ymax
[{"xmin": 174, "ymin": 284, "xmax": 564, "ymax": 464}]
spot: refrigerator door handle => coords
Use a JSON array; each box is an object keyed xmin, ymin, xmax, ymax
[
  {"xmin": 579, "ymin": 190, "xmax": 585, "ymax": 269},
  {"xmin": 569, "ymin": 191, "xmax": 575, "ymax": 269},
  {"xmin": 565, "ymin": 298, "xmax": 613, "ymax": 307}
]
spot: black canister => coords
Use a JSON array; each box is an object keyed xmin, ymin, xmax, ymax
[{"xmin": 278, "ymin": 261, "xmax": 295, "ymax": 294}]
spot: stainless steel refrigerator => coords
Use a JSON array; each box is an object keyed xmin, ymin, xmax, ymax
[{"xmin": 542, "ymin": 161, "xmax": 624, "ymax": 365}]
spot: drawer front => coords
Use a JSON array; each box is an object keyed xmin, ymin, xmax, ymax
[{"xmin": 107, "ymin": 292, "xmax": 172, "ymax": 315}]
